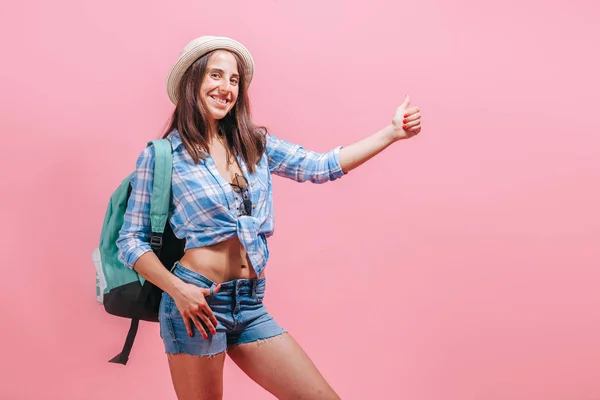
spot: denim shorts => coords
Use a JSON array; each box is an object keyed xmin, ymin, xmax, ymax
[{"xmin": 159, "ymin": 262, "xmax": 286, "ymax": 356}]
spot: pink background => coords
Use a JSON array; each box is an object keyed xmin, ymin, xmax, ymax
[{"xmin": 2, "ymin": 0, "xmax": 599, "ymax": 399}]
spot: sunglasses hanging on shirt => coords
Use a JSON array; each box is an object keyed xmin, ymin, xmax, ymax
[{"xmin": 230, "ymin": 173, "xmax": 253, "ymax": 217}]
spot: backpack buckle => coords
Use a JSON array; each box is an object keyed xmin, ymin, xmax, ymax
[{"xmin": 150, "ymin": 234, "xmax": 163, "ymax": 249}]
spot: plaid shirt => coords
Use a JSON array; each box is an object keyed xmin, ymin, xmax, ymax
[{"xmin": 116, "ymin": 129, "xmax": 346, "ymax": 276}]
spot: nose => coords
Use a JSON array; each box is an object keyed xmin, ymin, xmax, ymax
[{"xmin": 218, "ymin": 80, "xmax": 231, "ymax": 94}]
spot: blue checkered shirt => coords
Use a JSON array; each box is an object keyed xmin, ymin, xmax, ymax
[{"xmin": 116, "ymin": 130, "xmax": 346, "ymax": 276}]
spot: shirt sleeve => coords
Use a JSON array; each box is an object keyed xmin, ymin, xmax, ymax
[
  {"xmin": 116, "ymin": 145, "xmax": 155, "ymax": 269},
  {"xmin": 265, "ymin": 133, "xmax": 347, "ymax": 183}
]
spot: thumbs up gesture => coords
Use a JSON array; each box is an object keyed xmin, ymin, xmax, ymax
[{"xmin": 391, "ymin": 95, "xmax": 421, "ymax": 141}]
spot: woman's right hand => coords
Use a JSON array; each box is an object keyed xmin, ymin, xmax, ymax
[
  {"xmin": 391, "ymin": 94, "xmax": 421, "ymax": 140},
  {"xmin": 172, "ymin": 282, "xmax": 221, "ymax": 338}
]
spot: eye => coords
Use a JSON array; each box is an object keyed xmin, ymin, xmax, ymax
[
  {"xmin": 231, "ymin": 78, "xmax": 239, "ymax": 85},
  {"xmin": 210, "ymin": 72, "xmax": 220, "ymax": 79}
]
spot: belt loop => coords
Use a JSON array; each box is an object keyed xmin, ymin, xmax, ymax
[
  {"xmin": 209, "ymin": 283, "xmax": 216, "ymax": 297},
  {"xmin": 170, "ymin": 261, "xmax": 179, "ymax": 272},
  {"xmin": 252, "ymin": 280, "xmax": 257, "ymax": 299}
]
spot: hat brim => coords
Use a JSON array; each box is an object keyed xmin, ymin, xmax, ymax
[{"xmin": 166, "ymin": 36, "xmax": 254, "ymax": 105}]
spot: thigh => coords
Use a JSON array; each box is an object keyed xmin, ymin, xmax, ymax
[
  {"xmin": 167, "ymin": 352, "xmax": 226, "ymax": 400},
  {"xmin": 227, "ymin": 332, "xmax": 340, "ymax": 400},
  {"xmin": 159, "ymin": 286, "xmax": 230, "ymax": 400}
]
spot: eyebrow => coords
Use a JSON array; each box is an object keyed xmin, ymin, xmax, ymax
[{"xmin": 208, "ymin": 68, "xmax": 239, "ymax": 78}]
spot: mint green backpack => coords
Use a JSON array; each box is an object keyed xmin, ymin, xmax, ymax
[{"xmin": 92, "ymin": 139, "xmax": 185, "ymax": 365}]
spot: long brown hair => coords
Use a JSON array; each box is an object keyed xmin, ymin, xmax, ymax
[{"xmin": 162, "ymin": 50, "xmax": 267, "ymax": 173}]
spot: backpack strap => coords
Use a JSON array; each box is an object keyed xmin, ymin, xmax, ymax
[
  {"xmin": 108, "ymin": 319, "xmax": 139, "ymax": 365},
  {"xmin": 148, "ymin": 139, "xmax": 173, "ymax": 255}
]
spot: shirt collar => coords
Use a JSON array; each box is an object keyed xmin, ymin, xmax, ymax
[
  {"xmin": 167, "ymin": 129, "xmax": 212, "ymax": 161},
  {"xmin": 167, "ymin": 129, "xmax": 184, "ymax": 150}
]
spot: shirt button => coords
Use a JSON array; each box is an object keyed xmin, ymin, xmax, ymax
[{"xmin": 253, "ymin": 205, "xmax": 256, "ymax": 209}]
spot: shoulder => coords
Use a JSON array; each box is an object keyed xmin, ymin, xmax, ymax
[
  {"xmin": 134, "ymin": 143, "xmax": 156, "ymax": 169},
  {"xmin": 136, "ymin": 129, "xmax": 182, "ymax": 165}
]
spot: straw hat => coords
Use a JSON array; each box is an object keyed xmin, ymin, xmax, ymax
[{"xmin": 166, "ymin": 36, "xmax": 255, "ymax": 105}]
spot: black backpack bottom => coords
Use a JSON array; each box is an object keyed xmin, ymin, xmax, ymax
[{"xmin": 108, "ymin": 221, "xmax": 185, "ymax": 365}]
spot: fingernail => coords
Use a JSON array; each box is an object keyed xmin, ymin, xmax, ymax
[
  {"xmin": 403, "ymin": 119, "xmax": 407, "ymax": 123},
  {"xmin": 402, "ymin": 125, "xmax": 407, "ymax": 130},
  {"xmin": 403, "ymin": 114, "xmax": 408, "ymax": 118}
]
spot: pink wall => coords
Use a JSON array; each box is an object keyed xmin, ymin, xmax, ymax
[{"xmin": 2, "ymin": 0, "xmax": 599, "ymax": 399}]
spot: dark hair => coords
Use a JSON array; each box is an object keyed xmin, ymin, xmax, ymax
[{"xmin": 162, "ymin": 50, "xmax": 267, "ymax": 173}]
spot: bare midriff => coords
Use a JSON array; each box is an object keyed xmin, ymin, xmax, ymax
[{"xmin": 179, "ymin": 237, "xmax": 263, "ymax": 284}]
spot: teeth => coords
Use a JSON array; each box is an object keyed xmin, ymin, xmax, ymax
[{"xmin": 211, "ymin": 96, "xmax": 227, "ymax": 104}]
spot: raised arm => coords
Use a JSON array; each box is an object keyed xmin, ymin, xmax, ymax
[
  {"xmin": 338, "ymin": 95, "xmax": 421, "ymax": 172},
  {"xmin": 266, "ymin": 95, "xmax": 421, "ymax": 179},
  {"xmin": 265, "ymin": 133, "xmax": 346, "ymax": 183}
]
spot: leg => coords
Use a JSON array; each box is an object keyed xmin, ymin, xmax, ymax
[
  {"xmin": 167, "ymin": 352, "xmax": 226, "ymax": 400},
  {"xmin": 159, "ymin": 266, "xmax": 231, "ymax": 400},
  {"xmin": 227, "ymin": 333, "xmax": 340, "ymax": 400}
]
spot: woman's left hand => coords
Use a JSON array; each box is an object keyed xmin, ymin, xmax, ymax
[{"xmin": 391, "ymin": 95, "xmax": 421, "ymax": 141}]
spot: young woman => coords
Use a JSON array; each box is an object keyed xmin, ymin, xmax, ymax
[{"xmin": 117, "ymin": 35, "xmax": 422, "ymax": 400}]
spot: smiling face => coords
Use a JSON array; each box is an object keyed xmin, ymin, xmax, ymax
[{"xmin": 199, "ymin": 50, "xmax": 240, "ymax": 125}]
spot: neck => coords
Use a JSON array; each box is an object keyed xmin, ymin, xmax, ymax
[{"xmin": 206, "ymin": 119, "xmax": 219, "ymax": 141}]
